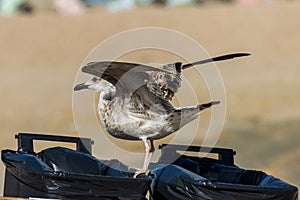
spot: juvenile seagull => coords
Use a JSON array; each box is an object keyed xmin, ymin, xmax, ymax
[{"xmin": 74, "ymin": 53, "xmax": 250, "ymax": 171}]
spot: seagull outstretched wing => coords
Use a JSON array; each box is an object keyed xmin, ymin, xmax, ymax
[{"xmin": 81, "ymin": 53, "xmax": 250, "ymax": 112}]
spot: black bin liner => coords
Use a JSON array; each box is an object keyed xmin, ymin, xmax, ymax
[
  {"xmin": 2, "ymin": 147, "xmax": 151, "ymax": 200},
  {"xmin": 150, "ymin": 145, "xmax": 298, "ymax": 200},
  {"xmin": 2, "ymin": 147, "xmax": 151, "ymax": 199},
  {"xmin": 2, "ymin": 133, "xmax": 298, "ymax": 200}
]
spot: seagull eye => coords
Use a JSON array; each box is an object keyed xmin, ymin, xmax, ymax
[{"xmin": 92, "ymin": 77, "xmax": 99, "ymax": 82}]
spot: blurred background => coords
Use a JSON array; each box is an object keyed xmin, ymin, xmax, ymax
[{"xmin": 0, "ymin": 0, "xmax": 300, "ymax": 195}]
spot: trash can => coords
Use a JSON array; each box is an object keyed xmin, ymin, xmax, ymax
[
  {"xmin": 2, "ymin": 133, "xmax": 151, "ymax": 200},
  {"xmin": 150, "ymin": 144, "xmax": 298, "ymax": 200},
  {"xmin": 2, "ymin": 133, "xmax": 298, "ymax": 200}
]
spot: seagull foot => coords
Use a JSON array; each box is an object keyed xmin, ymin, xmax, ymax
[{"xmin": 133, "ymin": 170, "xmax": 151, "ymax": 178}]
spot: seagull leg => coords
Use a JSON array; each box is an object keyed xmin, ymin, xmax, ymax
[
  {"xmin": 141, "ymin": 137, "xmax": 150, "ymax": 170},
  {"xmin": 144, "ymin": 139, "xmax": 155, "ymax": 170},
  {"xmin": 134, "ymin": 137, "xmax": 153, "ymax": 178}
]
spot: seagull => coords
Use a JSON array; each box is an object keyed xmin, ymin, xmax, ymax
[{"xmin": 74, "ymin": 53, "xmax": 250, "ymax": 172}]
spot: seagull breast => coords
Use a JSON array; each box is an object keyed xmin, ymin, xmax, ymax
[{"xmin": 98, "ymin": 90, "xmax": 169, "ymax": 140}]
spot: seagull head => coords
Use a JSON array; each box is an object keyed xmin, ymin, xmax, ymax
[{"xmin": 74, "ymin": 77, "xmax": 114, "ymax": 93}]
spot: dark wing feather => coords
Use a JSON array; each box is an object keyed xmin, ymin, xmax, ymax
[
  {"xmin": 131, "ymin": 85, "xmax": 175, "ymax": 114},
  {"xmin": 82, "ymin": 61, "xmax": 163, "ymax": 89},
  {"xmin": 149, "ymin": 62, "xmax": 182, "ymax": 101},
  {"xmin": 81, "ymin": 61, "xmax": 178, "ymax": 113}
]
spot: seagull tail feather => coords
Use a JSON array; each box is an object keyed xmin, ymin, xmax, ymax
[{"xmin": 167, "ymin": 101, "xmax": 220, "ymax": 131}]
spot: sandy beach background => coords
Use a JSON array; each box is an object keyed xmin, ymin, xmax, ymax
[{"xmin": 0, "ymin": 1, "xmax": 300, "ymax": 194}]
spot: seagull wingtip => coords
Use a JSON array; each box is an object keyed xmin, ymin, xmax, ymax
[{"xmin": 238, "ymin": 53, "xmax": 251, "ymax": 57}]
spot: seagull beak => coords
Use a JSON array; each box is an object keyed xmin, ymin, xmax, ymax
[{"xmin": 74, "ymin": 82, "xmax": 89, "ymax": 91}]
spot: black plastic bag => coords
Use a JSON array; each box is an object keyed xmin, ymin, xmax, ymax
[
  {"xmin": 2, "ymin": 147, "xmax": 151, "ymax": 200},
  {"xmin": 2, "ymin": 133, "xmax": 298, "ymax": 200},
  {"xmin": 150, "ymin": 155, "xmax": 298, "ymax": 200}
]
